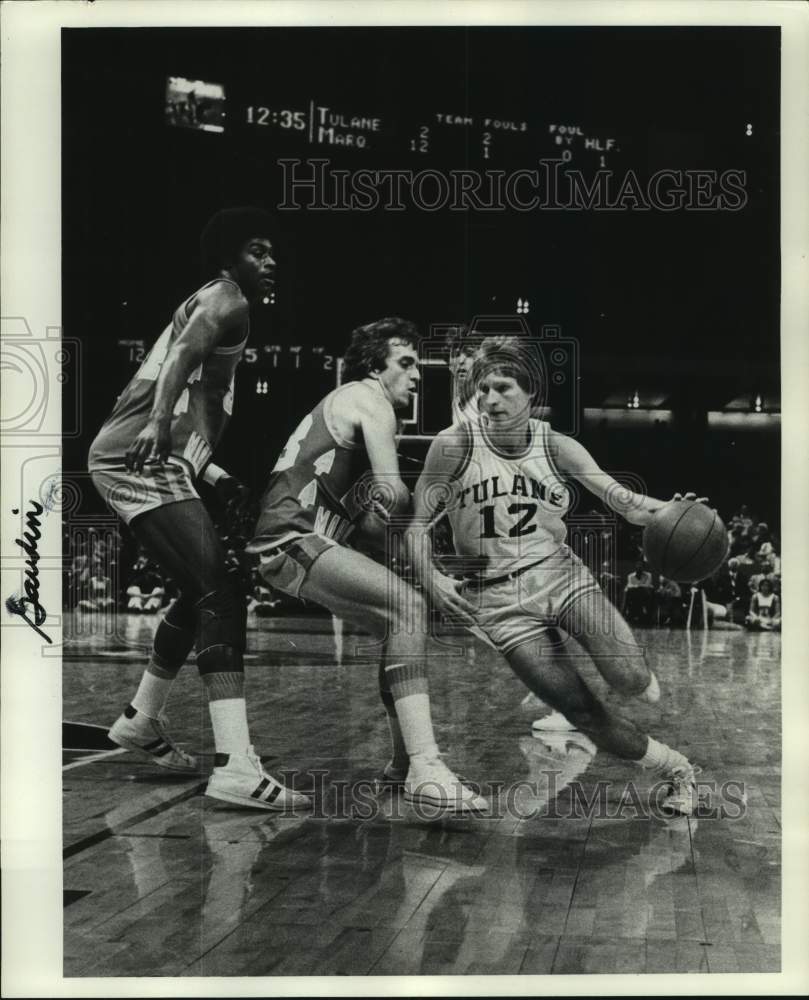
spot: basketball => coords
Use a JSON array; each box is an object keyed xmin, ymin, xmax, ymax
[{"xmin": 643, "ymin": 500, "xmax": 729, "ymax": 583}]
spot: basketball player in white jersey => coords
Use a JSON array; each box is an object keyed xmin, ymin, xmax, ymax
[
  {"xmin": 406, "ymin": 337, "xmax": 704, "ymax": 815},
  {"xmin": 88, "ymin": 207, "xmax": 311, "ymax": 812},
  {"xmin": 447, "ymin": 330, "xmax": 582, "ymax": 734}
]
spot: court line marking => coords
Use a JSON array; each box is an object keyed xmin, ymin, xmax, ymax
[
  {"xmin": 63, "ymin": 781, "xmax": 207, "ymax": 860},
  {"xmin": 63, "ymin": 747, "xmax": 128, "ymax": 771}
]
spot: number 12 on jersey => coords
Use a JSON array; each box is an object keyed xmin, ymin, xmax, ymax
[{"xmin": 480, "ymin": 503, "xmax": 538, "ymax": 538}]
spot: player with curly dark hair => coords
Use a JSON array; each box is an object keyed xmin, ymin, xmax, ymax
[
  {"xmin": 88, "ymin": 207, "xmax": 311, "ymax": 812},
  {"xmin": 199, "ymin": 206, "xmax": 280, "ymax": 277}
]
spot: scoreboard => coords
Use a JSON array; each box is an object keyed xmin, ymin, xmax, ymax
[
  {"xmin": 244, "ymin": 102, "xmax": 621, "ymax": 168},
  {"xmin": 167, "ymin": 77, "xmax": 624, "ymax": 169}
]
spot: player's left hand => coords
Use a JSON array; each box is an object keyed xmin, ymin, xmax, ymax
[
  {"xmin": 125, "ymin": 418, "xmax": 173, "ymax": 472},
  {"xmin": 426, "ymin": 571, "xmax": 476, "ymax": 624},
  {"xmin": 214, "ymin": 474, "xmax": 252, "ymax": 523},
  {"xmin": 671, "ymin": 491, "xmax": 711, "ymax": 505},
  {"xmin": 214, "ymin": 473, "xmax": 249, "ymax": 505}
]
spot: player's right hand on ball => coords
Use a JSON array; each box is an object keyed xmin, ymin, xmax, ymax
[
  {"xmin": 427, "ymin": 572, "xmax": 476, "ymax": 624},
  {"xmin": 125, "ymin": 418, "xmax": 172, "ymax": 472}
]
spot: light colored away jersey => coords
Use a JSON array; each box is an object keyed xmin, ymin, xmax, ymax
[
  {"xmin": 88, "ymin": 278, "xmax": 248, "ymax": 477},
  {"xmin": 249, "ymin": 383, "xmax": 373, "ymax": 551},
  {"xmin": 446, "ymin": 418, "xmax": 570, "ymax": 578}
]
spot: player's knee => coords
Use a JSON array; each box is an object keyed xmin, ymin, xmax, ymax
[
  {"xmin": 616, "ymin": 657, "xmax": 651, "ymax": 696},
  {"xmin": 195, "ymin": 584, "xmax": 247, "ymax": 659},
  {"xmin": 388, "ymin": 590, "xmax": 428, "ymax": 639},
  {"xmin": 153, "ymin": 596, "xmax": 197, "ymax": 669},
  {"xmin": 164, "ymin": 594, "xmax": 197, "ymax": 632},
  {"xmin": 593, "ymin": 651, "xmax": 649, "ymax": 696},
  {"xmin": 564, "ymin": 699, "xmax": 608, "ymax": 733}
]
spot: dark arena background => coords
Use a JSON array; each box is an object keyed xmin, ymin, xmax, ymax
[{"xmin": 60, "ymin": 26, "xmax": 782, "ymax": 980}]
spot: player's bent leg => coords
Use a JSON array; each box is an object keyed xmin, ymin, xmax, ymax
[
  {"xmin": 292, "ymin": 544, "xmax": 486, "ymax": 815},
  {"xmin": 558, "ymin": 590, "xmax": 659, "ymax": 702},
  {"xmin": 108, "ymin": 592, "xmax": 199, "ymax": 771},
  {"xmin": 506, "ymin": 635, "xmax": 648, "ymax": 759},
  {"xmin": 117, "ymin": 499, "xmax": 229, "ymax": 723},
  {"xmin": 376, "ymin": 646, "xmax": 410, "ymax": 786},
  {"xmin": 506, "ymin": 635, "xmax": 699, "ymax": 816},
  {"xmin": 123, "ymin": 501, "xmax": 309, "ymax": 808},
  {"xmin": 526, "ymin": 629, "xmax": 578, "ymax": 733},
  {"xmin": 106, "ymin": 499, "xmax": 222, "ymax": 773},
  {"xmin": 298, "ymin": 542, "xmax": 425, "ymax": 639},
  {"xmin": 194, "ymin": 580, "xmax": 310, "ymax": 811}
]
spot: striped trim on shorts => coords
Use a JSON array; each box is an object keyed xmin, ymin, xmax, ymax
[
  {"xmin": 90, "ymin": 462, "xmax": 200, "ymax": 524},
  {"xmin": 255, "ymin": 533, "xmax": 337, "ymax": 600}
]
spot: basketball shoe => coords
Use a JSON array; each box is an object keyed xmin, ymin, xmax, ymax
[
  {"xmin": 660, "ymin": 764, "xmax": 701, "ymax": 817},
  {"xmin": 403, "ymin": 755, "xmax": 487, "ymax": 815},
  {"xmin": 376, "ymin": 761, "xmax": 408, "ymax": 790},
  {"xmin": 109, "ymin": 706, "xmax": 198, "ymax": 772},
  {"xmin": 523, "ymin": 691, "xmax": 578, "ymax": 733},
  {"xmin": 376, "ymin": 755, "xmax": 467, "ymax": 791},
  {"xmin": 205, "ymin": 746, "xmax": 313, "ymax": 812}
]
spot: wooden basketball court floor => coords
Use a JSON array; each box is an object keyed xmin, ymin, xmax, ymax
[{"xmin": 62, "ymin": 610, "xmax": 781, "ymax": 977}]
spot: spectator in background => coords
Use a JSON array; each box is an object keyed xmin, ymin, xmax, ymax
[
  {"xmin": 126, "ymin": 554, "xmax": 166, "ymax": 614},
  {"xmin": 716, "ymin": 556, "xmax": 752, "ymax": 625},
  {"xmin": 756, "ymin": 541, "xmax": 780, "ymax": 576},
  {"xmin": 655, "ymin": 576, "xmax": 683, "ymax": 626},
  {"xmin": 598, "ymin": 559, "xmax": 621, "ymax": 608},
  {"xmin": 734, "ymin": 545, "xmax": 757, "ymax": 581},
  {"xmin": 77, "ymin": 566, "xmax": 116, "ymax": 613},
  {"xmin": 728, "ymin": 506, "xmax": 756, "ymax": 556},
  {"xmin": 247, "ymin": 568, "xmax": 281, "ymax": 618},
  {"xmin": 734, "ymin": 505, "xmax": 754, "ymax": 533},
  {"xmin": 622, "ymin": 561, "xmax": 654, "ymax": 625},
  {"xmin": 728, "ymin": 519, "xmax": 749, "ymax": 557},
  {"xmin": 751, "ymin": 521, "xmax": 772, "ymax": 549},
  {"xmin": 745, "ymin": 577, "xmax": 781, "ymax": 632},
  {"xmin": 70, "ymin": 548, "xmax": 90, "ymax": 608}
]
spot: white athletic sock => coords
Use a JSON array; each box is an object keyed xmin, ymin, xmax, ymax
[
  {"xmin": 131, "ymin": 671, "xmax": 173, "ymax": 721},
  {"xmin": 208, "ymin": 698, "xmax": 251, "ymax": 756},
  {"xmin": 638, "ymin": 736, "xmax": 692, "ymax": 775},
  {"xmin": 393, "ymin": 692, "xmax": 440, "ymax": 763}
]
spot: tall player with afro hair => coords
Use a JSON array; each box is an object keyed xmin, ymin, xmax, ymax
[{"xmin": 89, "ymin": 207, "xmax": 312, "ymax": 811}]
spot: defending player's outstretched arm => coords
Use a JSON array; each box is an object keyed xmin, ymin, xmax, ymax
[
  {"xmin": 405, "ymin": 427, "xmax": 476, "ymax": 622},
  {"xmin": 125, "ymin": 283, "xmax": 248, "ymax": 472},
  {"xmin": 549, "ymin": 431, "xmax": 708, "ymax": 526}
]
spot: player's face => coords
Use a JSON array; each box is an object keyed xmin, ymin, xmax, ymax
[
  {"xmin": 477, "ymin": 372, "xmax": 532, "ymax": 429},
  {"xmin": 376, "ymin": 339, "xmax": 420, "ymax": 410},
  {"xmin": 230, "ymin": 236, "xmax": 276, "ymax": 300},
  {"xmin": 449, "ymin": 345, "xmax": 478, "ymax": 381}
]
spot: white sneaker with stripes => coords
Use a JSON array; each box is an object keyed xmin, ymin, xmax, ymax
[
  {"xmin": 660, "ymin": 764, "xmax": 701, "ymax": 817},
  {"xmin": 109, "ymin": 708, "xmax": 198, "ymax": 772},
  {"xmin": 205, "ymin": 746, "xmax": 313, "ymax": 812}
]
